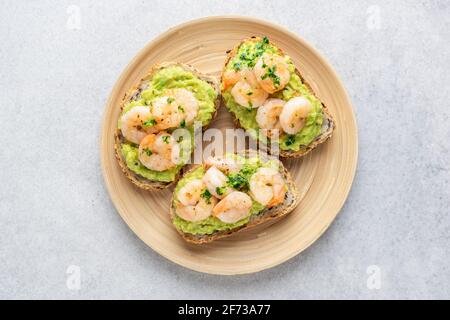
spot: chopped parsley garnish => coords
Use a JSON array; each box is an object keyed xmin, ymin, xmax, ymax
[
  {"xmin": 254, "ymin": 40, "xmax": 267, "ymax": 56},
  {"xmin": 285, "ymin": 135, "xmax": 296, "ymax": 146},
  {"xmin": 225, "ymin": 164, "xmax": 259, "ymax": 192},
  {"xmin": 247, "ymin": 91, "xmax": 253, "ymax": 96},
  {"xmin": 254, "ymin": 42, "xmax": 264, "ymax": 51},
  {"xmin": 180, "ymin": 119, "xmax": 186, "ymax": 128},
  {"xmin": 247, "ymin": 60, "xmax": 256, "ymax": 68},
  {"xmin": 200, "ymin": 189, "xmax": 212, "ymax": 204},
  {"xmin": 143, "ymin": 119, "xmax": 157, "ymax": 127},
  {"xmin": 178, "ymin": 105, "xmax": 185, "ymax": 112},
  {"xmin": 167, "ymin": 97, "xmax": 175, "ymax": 104},
  {"xmin": 240, "ymin": 165, "xmax": 258, "ymax": 177},
  {"xmin": 261, "ymin": 65, "xmax": 281, "ymax": 87},
  {"xmin": 216, "ymin": 186, "xmax": 227, "ymax": 196},
  {"xmin": 227, "ymin": 174, "xmax": 248, "ymax": 191},
  {"xmin": 239, "ymin": 49, "xmax": 257, "ymax": 68},
  {"xmin": 230, "ymin": 36, "xmax": 272, "ymax": 77},
  {"xmin": 162, "ymin": 135, "xmax": 170, "ymax": 144},
  {"xmin": 143, "ymin": 148, "xmax": 152, "ymax": 156}
]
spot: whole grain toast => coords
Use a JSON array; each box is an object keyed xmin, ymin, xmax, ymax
[
  {"xmin": 169, "ymin": 150, "xmax": 300, "ymax": 244},
  {"xmin": 114, "ymin": 62, "xmax": 221, "ymax": 190},
  {"xmin": 221, "ymin": 37, "xmax": 335, "ymax": 158}
]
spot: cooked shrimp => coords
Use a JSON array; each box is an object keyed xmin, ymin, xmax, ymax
[
  {"xmin": 172, "ymin": 88, "xmax": 198, "ymax": 125},
  {"xmin": 222, "ymin": 70, "xmax": 240, "ymax": 91},
  {"xmin": 120, "ymin": 106, "xmax": 157, "ymax": 144},
  {"xmin": 205, "ymin": 156, "xmax": 243, "ymax": 175},
  {"xmin": 230, "ymin": 69, "xmax": 268, "ymax": 108},
  {"xmin": 249, "ymin": 167, "xmax": 286, "ymax": 207},
  {"xmin": 279, "ymin": 96, "xmax": 312, "ymax": 134},
  {"xmin": 202, "ymin": 166, "xmax": 233, "ymax": 199},
  {"xmin": 213, "ymin": 191, "xmax": 253, "ymax": 223},
  {"xmin": 138, "ymin": 131, "xmax": 180, "ymax": 171},
  {"xmin": 176, "ymin": 179, "xmax": 218, "ymax": 222},
  {"xmin": 256, "ymin": 98, "xmax": 285, "ymax": 137},
  {"xmin": 177, "ymin": 195, "xmax": 217, "ymax": 223},
  {"xmin": 151, "ymin": 88, "xmax": 198, "ymax": 130},
  {"xmin": 151, "ymin": 96, "xmax": 183, "ymax": 130},
  {"xmin": 177, "ymin": 179, "xmax": 205, "ymax": 206},
  {"xmin": 254, "ymin": 53, "xmax": 291, "ymax": 93}
]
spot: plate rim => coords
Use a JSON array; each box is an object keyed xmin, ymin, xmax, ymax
[{"xmin": 100, "ymin": 15, "xmax": 358, "ymax": 275}]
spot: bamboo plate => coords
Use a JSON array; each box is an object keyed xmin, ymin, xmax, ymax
[{"xmin": 100, "ymin": 16, "xmax": 358, "ymax": 275}]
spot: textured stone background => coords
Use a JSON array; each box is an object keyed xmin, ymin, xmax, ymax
[{"xmin": 1, "ymin": 0, "xmax": 449, "ymax": 299}]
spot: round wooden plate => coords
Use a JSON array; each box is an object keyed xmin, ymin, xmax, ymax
[{"xmin": 100, "ymin": 16, "xmax": 358, "ymax": 275}]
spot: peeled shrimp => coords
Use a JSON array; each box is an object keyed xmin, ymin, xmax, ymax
[
  {"xmin": 171, "ymin": 88, "xmax": 198, "ymax": 125},
  {"xmin": 212, "ymin": 191, "xmax": 253, "ymax": 224},
  {"xmin": 138, "ymin": 131, "xmax": 180, "ymax": 171},
  {"xmin": 249, "ymin": 167, "xmax": 286, "ymax": 207},
  {"xmin": 279, "ymin": 96, "xmax": 312, "ymax": 134},
  {"xmin": 222, "ymin": 70, "xmax": 241, "ymax": 91},
  {"xmin": 177, "ymin": 197, "xmax": 217, "ymax": 222},
  {"xmin": 176, "ymin": 179, "xmax": 218, "ymax": 222},
  {"xmin": 120, "ymin": 106, "xmax": 157, "ymax": 144},
  {"xmin": 254, "ymin": 53, "xmax": 291, "ymax": 93},
  {"xmin": 151, "ymin": 88, "xmax": 198, "ymax": 130},
  {"xmin": 256, "ymin": 98, "xmax": 285, "ymax": 137},
  {"xmin": 204, "ymin": 156, "xmax": 243, "ymax": 175},
  {"xmin": 202, "ymin": 166, "xmax": 233, "ymax": 199},
  {"xmin": 177, "ymin": 179, "xmax": 205, "ymax": 206},
  {"xmin": 230, "ymin": 69, "xmax": 268, "ymax": 108}
]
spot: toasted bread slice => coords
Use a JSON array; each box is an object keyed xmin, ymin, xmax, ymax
[
  {"xmin": 170, "ymin": 150, "xmax": 300, "ymax": 244},
  {"xmin": 114, "ymin": 62, "xmax": 220, "ymax": 190},
  {"xmin": 221, "ymin": 37, "xmax": 335, "ymax": 158}
]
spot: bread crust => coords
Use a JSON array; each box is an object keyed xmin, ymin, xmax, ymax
[
  {"xmin": 114, "ymin": 62, "xmax": 221, "ymax": 191},
  {"xmin": 169, "ymin": 150, "xmax": 300, "ymax": 244},
  {"xmin": 221, "ymin": 37, "xmax": 335, "ymax": 158}
]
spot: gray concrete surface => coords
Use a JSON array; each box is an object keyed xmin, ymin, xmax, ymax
[{"xmin": 0, "ymin": 0, "xmax": 449, "ymax": 299}]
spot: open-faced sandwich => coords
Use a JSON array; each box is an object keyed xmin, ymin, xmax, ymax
[
  {"xmin": 115, "ymin": 62, "xmax": 220, "ymax": 190},
  {"xmin": 170, "ymin": 151, "xmax": 300, "ymax": 244},
  {"xmin": 221, "ymin": 37, "xmax": 335, "ymax": 158}
]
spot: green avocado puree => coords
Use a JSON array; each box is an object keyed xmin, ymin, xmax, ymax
[
  {"xmin": 172, "ymin": 155, "xmax": 280, "ymax": 235},
  {"xmin": 119, "ymin": 66, "xmax": 217, "ymax": 182},
  {"xmin": 222, "ymin": 38, "xmax": 323, "ymax": 151}
]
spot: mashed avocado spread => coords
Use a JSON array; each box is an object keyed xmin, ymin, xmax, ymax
[
  {"xmin": 172, "ymin": 155, "xmax": 279, "ymax": 235},
  {"xmin": 119, "ymin": 66, "xmax": 217, "ymax": 182},
  {"xmin": 222, "ymin": 38, "xmax": 323, "ymax": 151}
]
